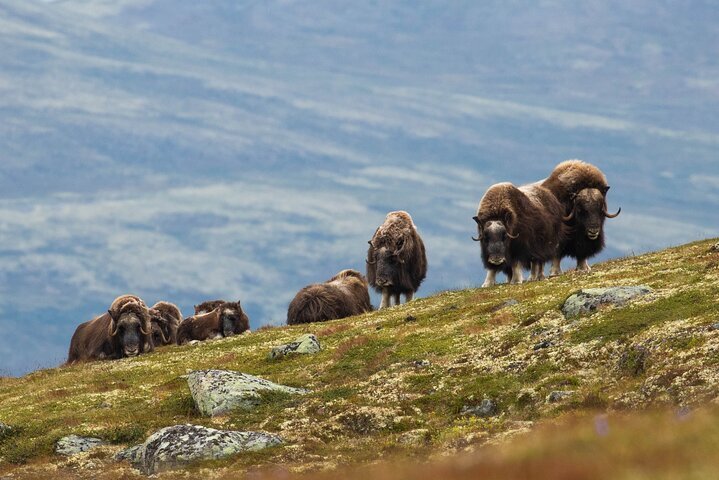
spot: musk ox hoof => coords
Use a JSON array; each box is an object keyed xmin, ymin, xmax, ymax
[
  {"xmin": 187, "ymin": 370, "xmax": 308, "ymax": 417},
  {"xmin": 561, "ymin": 286, "xmax": 653, "ymax": 319},
  {"xmin": 115, "ymin": 424, "xmax": 282, "ymax": 475},
  {"xmin": 55, "ymin": 435, "xmax": 105, "ymax": 456},
  {"xmin": 268, "ymin": 334, "xmax": 321, "ymax": 360}
]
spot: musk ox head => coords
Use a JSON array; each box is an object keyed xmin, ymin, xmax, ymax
[
  {"xmin": 367, "ymin": 237, "xmax": 409, "ymax": 288},
  {"xmin": 149, "ymin": 308, "xmax": 175, "ymax": 346},
  {"xmin": 108, "ymin": 302, "xmax": 152, "ymax": 358},
  {"xmin": 563, "ymin": 188, "xmax": 621, "ymax": 240},
  {"xmin": 472, "ymin": 214, "xmax": 519, "ymax": 267},
  {"xmin": 218, "ymin": 301, "xmax": 248, "ymax": 337}
]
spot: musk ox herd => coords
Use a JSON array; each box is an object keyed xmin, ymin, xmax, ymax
[{"xmin": 66, "ymin": 160, "xmax": 619, "ymax": 364}]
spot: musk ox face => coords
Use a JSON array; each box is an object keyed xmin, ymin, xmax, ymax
[
  {"xmin": 566, "ymin": 188, "xmax": 621, "ymax": 240},
  {"xmin": 109, "ymin": 311, "xmax": 150, "ymax": 357},
  {"xmin": 368, "ymin": 240, "xmax": 406, "ymax": 288},
  {"xmin": 219, "ymin": 302, "xmax": 244, "ymax": 337},
  {"xmin": 481, "ymin": 220, "xmax": 513, "ymax": 266}
]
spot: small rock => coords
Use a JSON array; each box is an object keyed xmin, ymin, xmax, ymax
[
  {"xmin": 98, "ymin": 401, "xmax": 112, "ymax": 409},
  {"xmin": 533, "ymin": 340, "xmax": 552, "ymax": 350},
  {"xmin": 412, "ymin": 360, "xmax": 431, "ymax": 369},
  {"xmin": 55, "ymin": 435, "xmax": 104, "ymax": 456},
  {"xmin": 187, "ymin": 370, "xmax": 307, "ymax": 417},
  {"xmin": 397, "ymin": 429, "xmax": 430, "ymax": 446},
  {"xmin": 547, "ymin": 391, "xmax": 574, "ymax": 403},
  {"xmin": 618, "ymin": 345, "xmax": 649, "ymax": 376},
  {"xmin": 461, "ymin": 398, "xmax": 498, "ymax": 418},
  {"xmin": 268, "ymin": 334, "xmax": 321, "ymax": 360},
  {"xmin": 116, "ymin": 424, "xmax": 282, "ymax": 475},
  {"xmin": 375, "ymin": 325, "xmax": 382, "ymax": 331},
  {"xmin": 405, "ymin": 315, "xmax": 417, "ymax": 322},
  {"xmin": 516, "ymin": 388, "xmax": 539, "ymax": 407},
  {"xmin": 561, "ymin": 286, "xmax": 652, "ymax": 319},
  {"xmin": 492, "ymin": 299, "xmax": 519, "ymax": 312},
  {"xmin": 708, "ymin": 323, "xmax": 719, "ymax": 331},
  {"xmin": 709, "ymin": 243, "xmax": 719, "ymax": 253},
  {"xmin": 0, "ymin": 423, "xmax": 12, "ymax": 438}
]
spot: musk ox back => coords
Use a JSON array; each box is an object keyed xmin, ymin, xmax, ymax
[
  {"xmin": 287, "ymin": 269, "xmax": 373, "ymax": 325},
  {"xmin": 473, "ymin": 182, "xmax": 564, "ymax": 287},
  {"xmin": 194, "ymin": 300, "xmax": 224, "ymax": 315},
  {"xmin": 177, "ymin": 301, "xmax": 249, "ymax": 344},
  {"xmin": 149, "ymin": 301, "xmax": 182, "ymax": 346},
  {"xmin": 366, "ymin": 211, "xmax": 427, "ymax": 309},
  {"xmin": 67, "ymin": 296, "xmax": 153, "ymax": 363},
  {"xmin": 541, "ymin": 160, "xmax": 620, "ymax": 272}
]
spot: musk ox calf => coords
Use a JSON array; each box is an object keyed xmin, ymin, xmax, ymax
[
  {"xmin": 473, "ymin": 182, "xmax": 565, "ymax": 287},
  {"xmin": 287, "ymin": 269, "xmax": 373, "ymax": 325},
  {"xmin": 541, "ymin": 160, "xmax": 621, "ymax": 273},
  {"xmin": 67, "ymin": 295, "xmax": 153, "ymax": 363},
  {"xmin": 149, "ymin": 301, "xmax": 182, "ymax": 346},
  {"xmin": 367, "ymin": 211, "xmax": 427, "ymax": 309},
  {"xmin": 177, "ymin": 301, "xmax": 249, "ymax": 344}
]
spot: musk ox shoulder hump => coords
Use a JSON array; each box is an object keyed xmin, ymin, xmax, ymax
[{"xmin": 329, "ymin": 269, "xmax": 366, "ymax": 283}]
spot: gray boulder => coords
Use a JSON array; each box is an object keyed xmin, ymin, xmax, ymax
[
  {"xmin": 187, "ymin": 370, "xmax": 307, "ymax": 417},
  {"xmin": 547, "ymin": 391, "xmax": 574, "ymax": 403},
  {"xmin": 55, "ymin": 435, "xmax": 104, "ymax": 456},
  {"xmin": 460, "ymin": 398, "xmax": 498, "ymax": 418},
  {"xmin": 116, "ymin": 424, "xmax": 281, "ymax": 475},
  {"xmin": 561, "ymin": 286, "xmax": 652, "ymax": 319},
  {"xmin": 268, "ymin": 334, "xmax": 321, "ymax": 360}
]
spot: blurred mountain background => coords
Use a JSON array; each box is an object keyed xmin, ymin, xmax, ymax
[{"xmin": 0, "ymin": 0, "xmax": 717, "ymax": 375}]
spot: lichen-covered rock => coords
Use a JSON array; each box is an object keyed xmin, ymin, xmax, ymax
[
  {"xmin": 561, "ymin": 286, "xmax": 652, "ymax": 318},
  {"xmin": 187, "ymin": 369, "xmax": 307, "ymax": 416},
  {"xmin": 116, "ymin": 424, "xmax": 282, "ymax": 475},
  {"xmin": 547, "ymin": 391, "xmax": 574, "ymax": 403},
  {"xmin": 55, "ymin": 435, "xmax": 104, "ymax": 456},
  {"xmin": 268, "ymin": 334, "xmax": 321, "ymax": 360},
  {"xmin": 397, "ymin": 428, "xmax": 430, "ymax": 445},
  {"xmin": 461, "ymin": 398, "xmax": 499, "ymax": 417}
]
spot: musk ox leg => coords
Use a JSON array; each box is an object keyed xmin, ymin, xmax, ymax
[
  {"xmin": 550, "ymin": 258, "xmax": 562, "ymax": 277},
  {"xmin": 380, "ymin": 289, "xmax": 391, "ymax": 309},
  {"xmin": 482, "ymin": 269, "xmax": 497, "ymax": 288},
  {"xmin": 529, "ymin": 262, "xmax": 545, "ymax": 282},
  {"xmin": 405, "ymin": 291, "xmax": 414, "ymax": 303},
  {"xmin": 510, "ymin": 262, "xmax": 524, "ymax": 285},
  {"xmin": 577, "ymin": 258, "xmax": 592, "ymax": 272},
  {"xmin": 393, "ymin": 293, "xmax": 401, "ymax": 306}
]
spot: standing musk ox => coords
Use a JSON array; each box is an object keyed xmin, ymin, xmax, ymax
[
  {"xmin": 473, "ymin": 182, "xmax": 565, "ymax": 287},
  {"xmin": 541, "ymin": 160, "xmax": 621, "ymax": 273},
  {"xmin": 149, "ymin": 301, "xmax": 182, "ymax": 346},
  {"xmin": 177, "ymin": 301, "xmax": 249, "ymax": 344},
  {"xmin": 287, "ymin": 269, "xmax": 373, "ymax": 325},
  {"xmin": 67, "ymin": 295, "xmax": 153, "ymax": 363},
  {"xmin": 367, "ymin": 211, "xmax": 427, "ymax": 309}
]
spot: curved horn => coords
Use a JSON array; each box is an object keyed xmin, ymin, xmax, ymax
[
  {"xmin": 365, "ymin": 257, "xmax": 376, "ymax": 265},
  {"xmin": 603, "ymin": 206, "xmax": 621, "ymax": 218},
  {"xmin": 471, "ymin": 235, "xmax": 481, "ymax": 242},
  {"xmin": 108, "ymin": 313, "xmax": 119, "ymax": 337},
  {"xmin": 563, "ymin": 209, "xmax": 575, "ymax": 222},
  {"xmin": 140, "ymin": 319, "xmax": 152, "ymax": 336},
  {"xmin": 157, "ymin": 326, "xmax": 170, "ymax": 344},
  {"xmin": 506, "ymin": 230, "xmax": 519, "ymax": 239}
]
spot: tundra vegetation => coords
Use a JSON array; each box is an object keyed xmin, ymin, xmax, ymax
[{"xmin": 1, "ymin": 239, "xmax": 718, "ymax": 479}]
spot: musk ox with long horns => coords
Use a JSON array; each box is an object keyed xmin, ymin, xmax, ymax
[
  {"xmin": 148, "ymin": 301, "xmax": 182, "ymax": 346},
  {"xmin": 366, "ymin": 211, "xmax": 427, "ymax": 309},
  {"xmin": 541, "ymin": 160, "xmax": 621, "ymax": 273},
  {"xmin": 473, "ymin": 182, "xmax": 565, "ymax": 287},
  {"xmin": 287, "ymin": 269, "xmax": 373, "ymax": 325},
  {"xmin": 177, "ymin": 301, "xmax": 249, "ymax": 344},
  {"xmin": 67, "ymin": 295, "xmax": 153, "ymax": 363}
]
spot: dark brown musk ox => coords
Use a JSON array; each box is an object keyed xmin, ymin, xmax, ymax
[
  {"xmin": 67, "ymin": 295, "xmax": 153, "ymax": 363},
  {"xmin": 194, "ymin": 300, "xmax": 225, "ymax": 315},
  {"xmin": 148, "ymin": 301, "xmax": 182, "ymax": 346},
  {"xmin": 366, "ymin": 211, "xmax": 427, "ymax": 309},
  {"xmin": 287, "ymin": 269, "xmax": 373, "ymax": 325},
  {"xmin": 472, "ymin": 182, "xmax": 566, "ymax": 287},
  {"xmin": 541, "ymin": 160, "xmax": 621, "ymax": 273},
  {"xmin": 177, "ymin": 301, "xmax": 250, "ymax": 344}
]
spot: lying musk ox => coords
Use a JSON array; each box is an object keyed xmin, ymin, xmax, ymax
[
  {"xmin": 149, "ymin": 301, "xmax": 182, "ymax": 346},
  {"xmin": 473, "ymin": 182, "xmax": 565, "ymax": 287},
  {"xmin": 287, "ymin": 269, "xmax": 373, "ymax": 325},
  {"xmin": 67, "ymin": 296, "xmax": 153, "ymax": 363},
  {"xmin": 541, "ymin": 160, "xmax": 621, "ymax": 273},
  {"xmin": 177, "ymin": 301, "xmax": 249, "ymax": 344},
  {"xmin": 367, "ymin": 211, "xmax": 427, "ymax": 309}
]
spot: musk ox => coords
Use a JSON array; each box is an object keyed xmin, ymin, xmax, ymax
[
  {"xmin": 194, "ymin": 300, "xmax": 225, "ymax": 315},
  {"xmin": 473, "ymin": 182, "xmax": 565, "ymax": 287},
  {"xmin": 67, "ymin": 296, "xmax": 153, "ymax": 363},
  {"xmin": 149, "ymin": 301, "xmax": 182, "ymax": 346},
  {"xmin": 287, "ymin": 269, "xmax": 373, "ymax": 325},
  {"xmin": 541, "ymin": 160, "xmax": 621, "ymax": 273},
  {"xmin": 367, "ymin": 211, "xmax": 427, "ymax": 309},
  {"xmin": 177, "ymin": 301, "xmax": 249, "ymax": 344}
]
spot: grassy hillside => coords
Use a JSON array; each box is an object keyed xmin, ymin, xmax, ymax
[{"xmin": 1, "ymin": 238, "xmax": 718, "ymax": 479}]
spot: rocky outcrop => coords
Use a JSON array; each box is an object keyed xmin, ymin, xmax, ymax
[
  {"xmin": 561, "ymin": 286, "xmax": 652, "ymax": 318},
  {"xmin": 55, "ymin": 435, "xmax": 104, "ymax": 456},
  {"xmin": 187, "ymin": 369, "xmax": 307, "ymax": 417},
  {"xmin": 268, "ymin": 334, "xmax": 321, "ymax": 360},
  {"xmin": 116, "ymin": 424, "xmax": 282, "ymax": 475}
]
